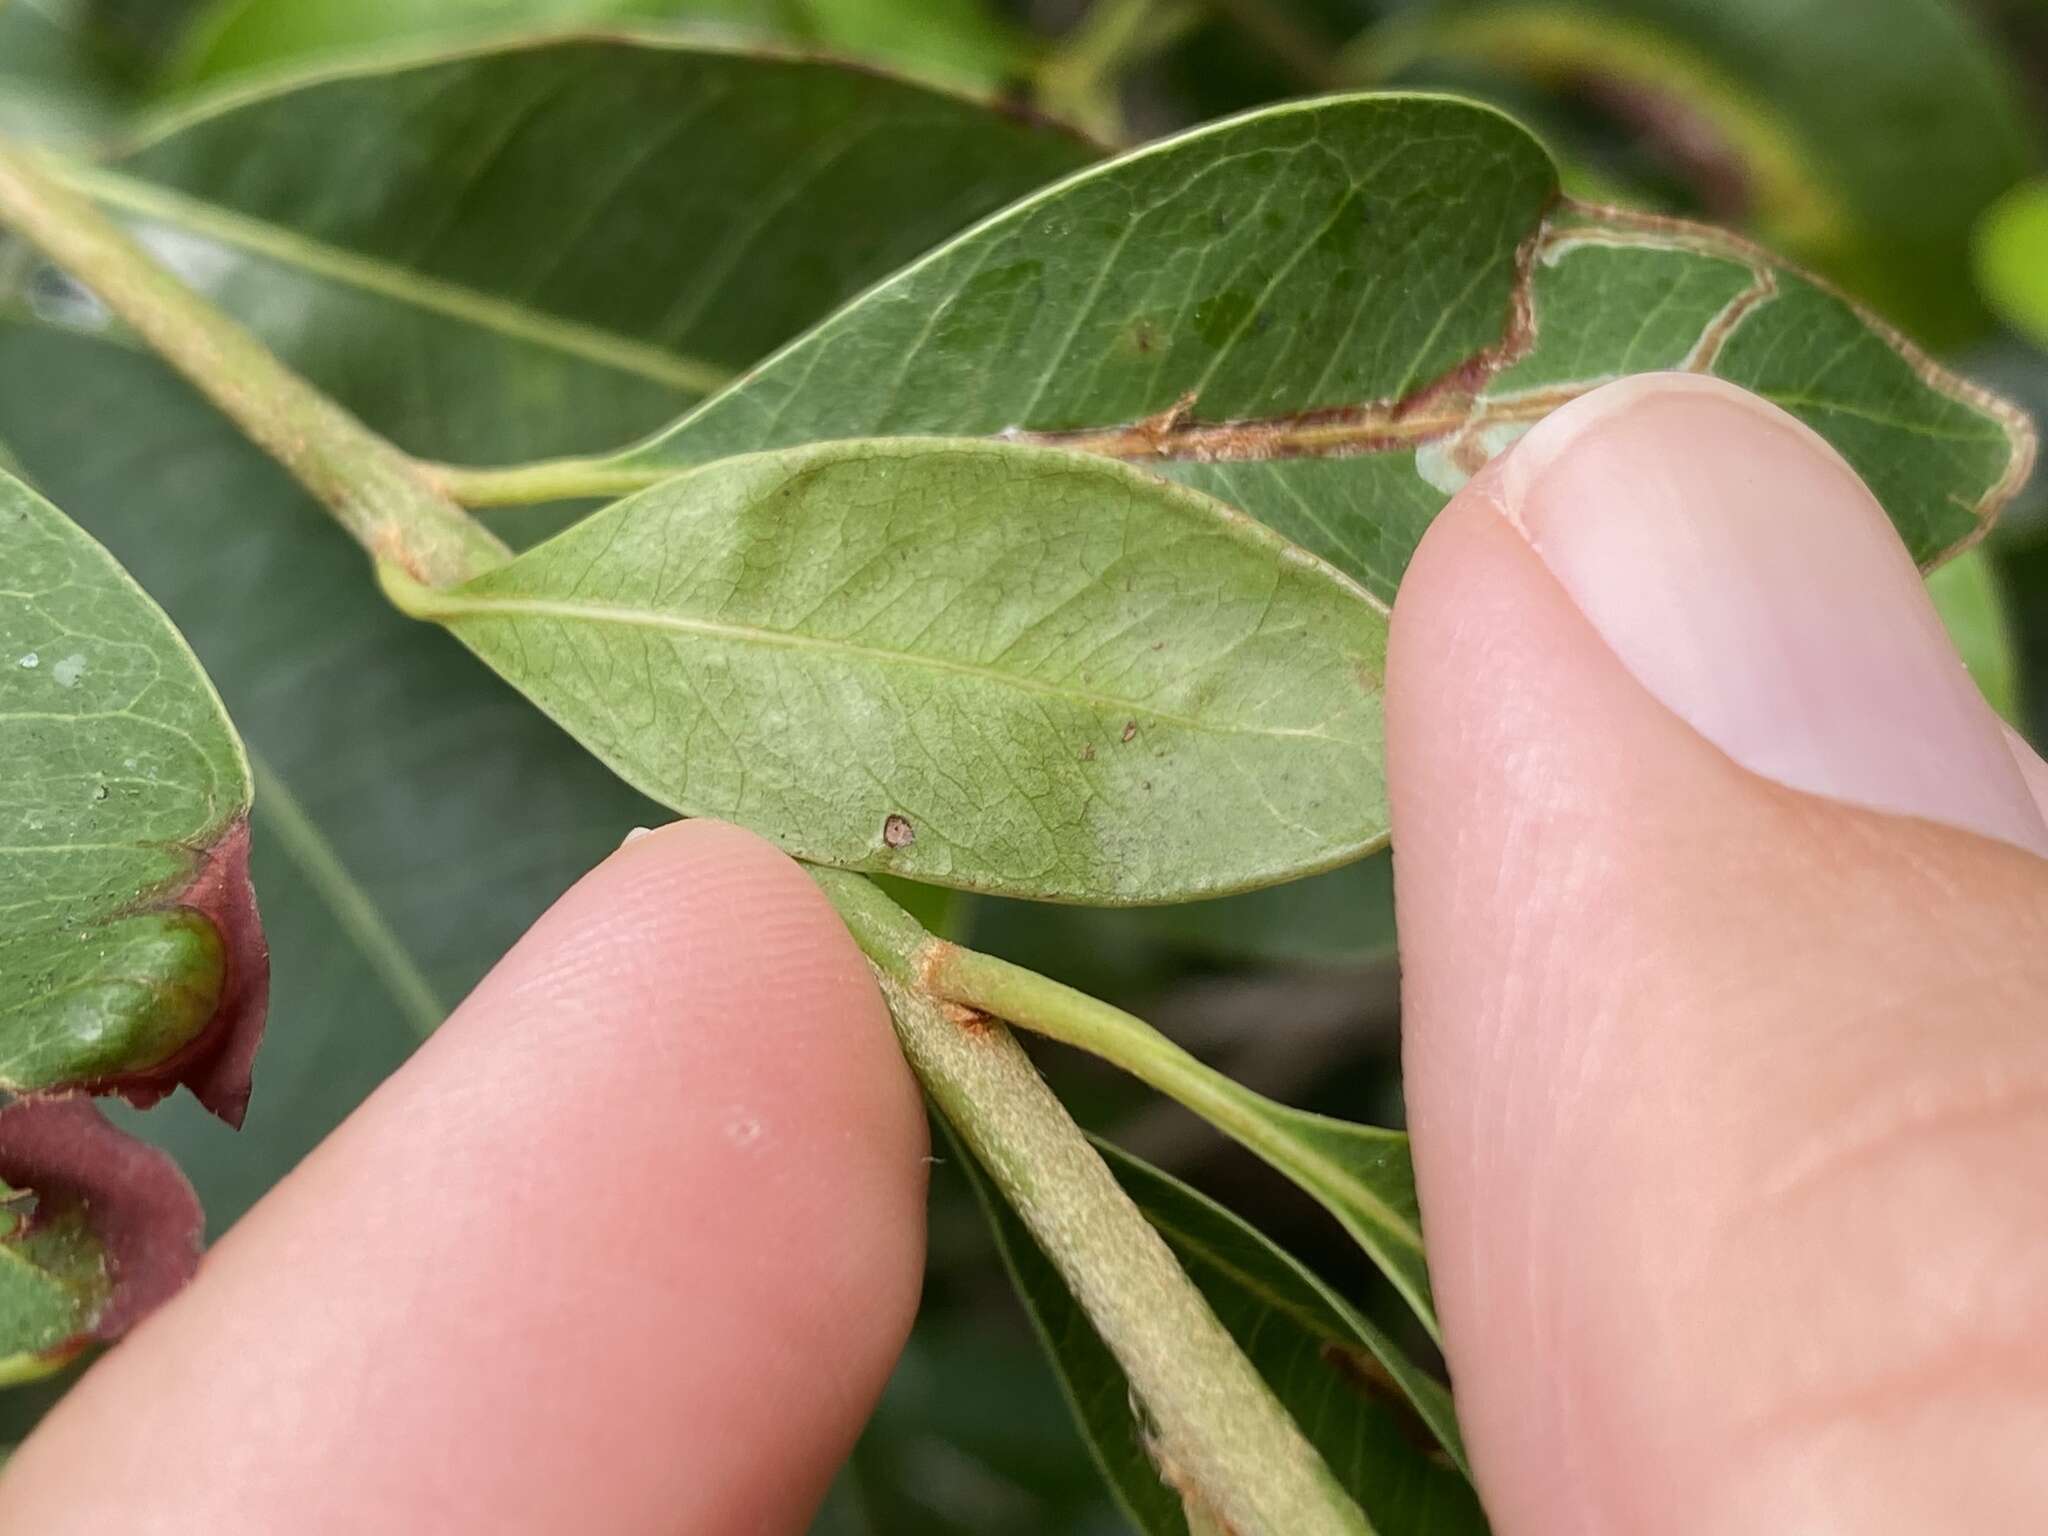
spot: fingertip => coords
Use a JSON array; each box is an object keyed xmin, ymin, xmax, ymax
[
  {"xmin": 1387, "ymin": 383, "xmax": 2048, "ymax": 1535},
  {"xmin": 1, "ymin": 817, "xmax": 927, "ymax": 1535}
]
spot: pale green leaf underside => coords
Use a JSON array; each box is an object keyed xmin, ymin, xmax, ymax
[
  {"xmin": 587, "ymin": 93, "xmax": 2029, "ymax": 602},
  {"xmin": 397, "ymin": 438, "xmax": 1387, "ymax": 903},
  {"xmin": 957, "ymin": 1124, "xmax": 1486, "ymax": 1535},
  {"xmin": 0, "ymin": 469, "xmax": 250, "ymax": 1091}
]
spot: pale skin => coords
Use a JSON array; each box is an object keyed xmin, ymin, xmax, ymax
[{"xmin": 1, "ymin": 375, "xmax": 2044, "ymax": 1532}]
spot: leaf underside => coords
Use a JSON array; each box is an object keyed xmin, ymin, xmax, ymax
[
  {"xmin": 403, "ymin": 438, "xmax": 1390, "ymax": 903},
  {"xmin": 412, "ymin": 91, "xmax": 2032, "ymax": 905}
]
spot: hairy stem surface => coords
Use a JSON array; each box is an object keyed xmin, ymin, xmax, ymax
[{"xmin": 816, "ymin": 868, "xmax": 1374, "ymax": 1536}]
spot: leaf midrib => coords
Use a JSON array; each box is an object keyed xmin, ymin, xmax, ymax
[
  {"xmin": 58, "ymin": 162, "xmax": 733, "ymax": 396},
  {"xmin": 421, "ymin": 586, "xmax": 1359, "ymax": 745}
]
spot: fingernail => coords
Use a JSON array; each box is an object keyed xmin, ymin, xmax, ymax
[{"xmin": 1489, "ymin": 373, "xmax": 2047, "ymax": 854}]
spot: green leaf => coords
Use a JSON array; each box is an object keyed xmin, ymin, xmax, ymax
[
  {"xmin": 1105, "ymin": 1140, "xmax": 1465, "ymax": 1481},
  {"xmin": 0, "ymin": 1184, "xmax": 108, "ymax": 1385},
  {"xmin": 575, "ymin": 94, "xmax": 2030, "ymax": 595},
  {"xmin": 1241, "ymin": 1108, "xmax": 1433, "ymax": 1342},
  {"xmin": 165, "ymin": 2, "xmax": 753, "ymax": 89},
  {"xmin": 1392, "ymin": 0, "xmax": 2034, "ymax": 345},
  {"xmin": 1978, "ymin": 179, "xmax": 2048, "ymax": 353},
  {"xmin": 1929, "ymin": 547, "xmax": 2022, "ymax": 727},
  {"xmin": 0, "ymin": 1095, "xmax": 203, "ymax": 1383},
  {"xmin": 0, "ymin": 317, "xmax": 657, "ymax": 1237},
  {"xmin": 0, "ymin": 42, "xmax": 1082, "ymax": 1238},
  {"xmin": 164, "ymin": 0, "xmax": 1033, "ymax": 94},
  {"xmin": 956, "ymin": 1122, "xmax": 1485, "ymax": 1534},
  {"xmin": 392, "ymin": 437, "xmax": 1389, "ymax": 903},
  {"xmin": 35, "ymin": 33, "xmax": 1094, "ymax": 465},
  {"xmin": 0, "ymin": 463, "xmax": 265, "ymax": 1120}
]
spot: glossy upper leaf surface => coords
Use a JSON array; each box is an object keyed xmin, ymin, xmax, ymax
[
  {"xmin": 592, "ymin": 93, "xmax": 2031, "ymax": 597},
  {"xmin": 56, "ymin": 33, "xmax": 1093, "ymax": 463},
  {"xmin": 0, "ymin": 466, "xmax": 261, "ymax": 1109},
  {"xmin": 406, "ymin": 439, "xmax": 1390, "ymax": 902},
  {"xmin": 165, "ymin": 0, "xmax": 1031, "ymax": 93}
]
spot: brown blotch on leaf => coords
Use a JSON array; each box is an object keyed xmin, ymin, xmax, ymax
[
  {"xmin": 882, "ymin": 813, "xmax": 916, "ymax": 849},
  {"xmin": 0, "ymin": 1095, "xmax": 204, "ymax": 1348},
  {"xmin": 1079, "ymin": 743, "xmax": 1097, "ymax": 762},
  {"xmin": 1121, "ymin": 721, "xmax": 1138, "ymax": 743},
  {"xmin": 98, "ymin": 818, "xmax": 270, "ymax": 1129}
]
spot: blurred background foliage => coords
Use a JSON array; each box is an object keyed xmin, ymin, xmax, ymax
[{"xmin": 0, "ymin": 0, "xmax": 2043, "ymax": 1528}]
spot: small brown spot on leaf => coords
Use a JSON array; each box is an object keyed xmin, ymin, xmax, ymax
[
  {"xmin": 882, "ymin": 813, "xmax": 916, "ymax": 848},
  {"xmin": 1121, "ymin": 721, "xmax": 1138, "ymax": 743},
  {"xmin": 1079, "ymin": 743, "xmax": 1096, "ymax": 762}
]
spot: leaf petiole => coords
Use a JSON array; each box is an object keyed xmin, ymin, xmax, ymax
[{"xmin": 423, "ymin": 454, "xmax": 673, "ymax": 508}]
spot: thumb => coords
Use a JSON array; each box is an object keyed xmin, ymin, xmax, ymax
[{"xmin": 1388, "ymin": 374, "xmax": 2048, "ymax": 1534}]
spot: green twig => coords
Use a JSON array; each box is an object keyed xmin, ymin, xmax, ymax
[
  {"xmin": 850, "ymin": 889, "xmax": 1437, "ymax": 1340},
  {"xmin": 0, "ymin": 140, "xmax": 506, "ymax": 587},
  {"xmin": 814, "ymin": 868, "xmax": 1374, "ymax": 1536}
]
